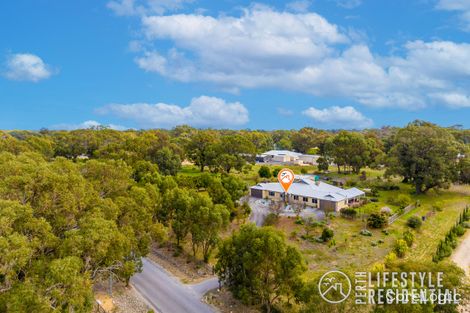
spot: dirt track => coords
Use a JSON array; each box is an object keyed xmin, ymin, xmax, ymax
[{"xmin": 452, "ymin": 232, "xmax": 470, "ymax": 276}]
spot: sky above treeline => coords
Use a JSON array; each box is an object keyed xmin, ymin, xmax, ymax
[{"xmin": 1, "ymin": 0, "xmax": 470, "ymax": 130}]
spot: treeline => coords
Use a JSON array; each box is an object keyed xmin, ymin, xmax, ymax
[{"xmin": 2, "ymin": 120, "xmax": 470, "ymax": 191}]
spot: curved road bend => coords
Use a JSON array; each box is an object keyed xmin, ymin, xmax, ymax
[{"xmin": 131, "ymin": 258, "xmax": 218, "ymax": 313}]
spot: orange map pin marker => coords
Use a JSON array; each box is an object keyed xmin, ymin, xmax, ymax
[{"xmin": 277, "ymin": 168, "xmax": 295, "ymax": 193}]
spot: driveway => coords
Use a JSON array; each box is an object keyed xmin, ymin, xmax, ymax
[
  {"xmin": 248, "ymin": 197, "xmax": 325, "ymax": 226},
  {"xmin": 131, "ymin": 258, "xmax": 218, "ymax": 313},
  {"xmin": 452, "ymin": 231, "xmax": 470, "ymax": 276},
  {"xmin": 248, "ymin": 197, "xmax": 270, "ymax": 226}
]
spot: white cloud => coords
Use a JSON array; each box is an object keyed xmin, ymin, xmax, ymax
[
  {"xmin": 140, "ymin": 7, "xmax": 348, "ymax": 67},
  {"xmin": 115, "ymin": 5, "xmax": 470, "ymax": 110},
  {"xmin": 3, "ymin": 53, "xmax": 53, "ymax": 82},
  {"xmin": 436, "ymin": 0, "xmax": 470, "ymax": 30},
  {"xmin": 97, "ymin": 96, "xmax": 249, "ymax": 128},
  {"xmin": 302, "ymin": 106, "xmax": 373, "ymax": 129},
  {"xmin": 431, "ymin": 92, "xmax": 470, "ymax": 107},
  {"xmin": 286, "ymin": 1, "xmax": 312, "ymax": 13},
  {"xmin": 335, "ymin": 0, "xmax": 363, "ymax": 9},
  {"xmin": 107, "ymin": 0, "xmax": 193, "ymax": 16},
  {"xmin": 51, "ymin": 120, "xmax": 127, "ymax": 131}
]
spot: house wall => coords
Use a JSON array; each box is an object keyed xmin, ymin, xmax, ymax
[
  {"xmin": 272, "ymin": 155, "xmax": 289, "ymax": 162},
  {"xmin": 298, "ymin": 155, "xmax": 319, "ymax": 165},
  {"xmin": 286, "ymin": 194, "xmax": 319, "ymax": 208},
  {"xmin": 251, "ymin": 187, "xmax": 359, "ymax": 212}
]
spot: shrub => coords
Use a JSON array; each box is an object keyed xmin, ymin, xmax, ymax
[
  {"xmin": 403, "ymin": 230, "xmax": 414, "ymax": 247},
  {"xmin": 407, "ymin": 216, "xmax": 422, "ymax": 229},
  {"xmin": 360, "ymin": 229, "xmax": 372, "ymax": 236},
  {"xmin": 367, "ymin": 213, "xmax": 388, "ymax": 229},
  {"xmin": 340, "ymin": 208, "xmax": 357, "ymax": 219},
  {"xmin": 394, "ymin": 239, "xmax": 408, "ymax": 258},
  {"xmin": 320, "ymin": 228, "xmax": 334, "ymax": 242},
  {"xmin": 388, "ymin": 194, "xmax": 411, "ymax": 209},
  {"xmin": 290, "ymin": 231, "xmax": 298, "ymax": 239},
  {"xmin": 370, "ymin": 188, "xmax": 379, "ymax": 197},
  {"xmin": 371, "ymin": 262, "xmax": 385, "ymax": 272},
  {"xmin": 433, "ymin": 241, "xmax": 453, "ymax": 262},
  {"xmin": 263, "ymin": 213, "xmax": 279, "ymax": 226},
  {"xmin": 384, "ymin": 252, "xmax": 397, "ymax": 268},
  {"xmin": 272, "ymin": 168, "xmax": 281, "ymax": 178},
  {"xmin": 454, "ymin": 225, "xmax": 466, "ymax": 237},
  {"xmin": 258, "ymin": 166, "xmax": 272, "ymax": 178},
  {"xmin": 369, "ymin": 198, "xmax": 379, "ymax": 202},
  {"xmin": 300, "ymin": 168, "xmax": 308, "ymax": 174}
]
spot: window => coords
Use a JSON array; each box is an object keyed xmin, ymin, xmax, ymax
[
  {"xmin": 269, "ymin": 191, "xmax": 275, "ymax": 196},
  {"xmin": 312, "ymin": 198, "xmax": 318, "ymax": 204},
  {"xmin": 303, "ymin": 197, "xmax": 308, "ymax": 202},
  {"xmin": 293, "ymin": 195, "xmax": 299, "ymax": 200}
]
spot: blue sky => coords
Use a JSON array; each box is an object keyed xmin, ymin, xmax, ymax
[{"xmin": 1, "ymin": 0, "xmax": 470, "ymax": 130}]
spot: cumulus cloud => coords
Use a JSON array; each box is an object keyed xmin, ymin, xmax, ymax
[
  {"xmin": 97, "ymin": 96, "xmax": 249, "ymax": 128},
  {"xmin": 113, "ymin": 5, "xmax": 470, "ymax": 109},
  {"xmin": 107, "ymin": 0, "xmax": 193, "ymax": 16},
  {"xmin": 430, "ymin": 92, "xmax": 470, "ymax": 107},
  {"xmin": 3, "ymin": 53, "xmax": 53, "ymax": 82},
  {"xmin": 302, "ymin": 106, "xmax": 373, "ymax": 129},
  {"xmin": 51, "ymin": 120, "xmax": 127, "ymax": 131}
]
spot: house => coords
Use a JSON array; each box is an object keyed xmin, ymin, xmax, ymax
[
  {"xmin": 256, "ymin": 150, "xmax": 320, "ymax": 165},
  {"xmin": 250, "ymin": 175, "xmax": 364, "ymax": 212}
]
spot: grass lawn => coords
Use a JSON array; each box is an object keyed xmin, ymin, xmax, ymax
[
  {"xmin": 276, "ymin": 215, "xmax": 401, "ymax": 274},
  {"xmin": 178, "ymin": 163, "xmax": 470, "ymax": 273}
]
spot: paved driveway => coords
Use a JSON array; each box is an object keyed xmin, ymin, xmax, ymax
[
  {"xmin": 131, "ymin": 258, "xmax": 218, "ymax": 313},
  {"xmin": 248, "ymin": 197, "xmax": 325, "ymax": 226}
]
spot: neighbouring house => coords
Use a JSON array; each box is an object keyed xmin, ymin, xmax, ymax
[
  {"xmin": 256, "ymin": 150, "xmax": 320, "ymax": 165},
  {"xmin": 250, "ymin": 175, "xmax": 365, "ymax": 212}
]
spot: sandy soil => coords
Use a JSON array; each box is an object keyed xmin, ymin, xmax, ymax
[
  {"xmin": 94, "ymin": 281, "xmax": 150, "ymax": 313},
  {"xmin": 148, "ymin": 243, "xmax": 215, "ymax": 284},
  {"xmin": 452, "ymin": 231, "xmax": 470, "ymax": 276}
]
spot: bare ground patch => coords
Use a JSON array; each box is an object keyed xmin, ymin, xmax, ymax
[
  {"xmin": 148, "ymin": 243, "xmax": 215, "ymax": 284},
  {"xmin": 204, "ymin": 287, "xmax": 259, "ymax": 313},
  {"xmin": 94, "ymin": 281, "xmax": 150, "ymax": 313}
]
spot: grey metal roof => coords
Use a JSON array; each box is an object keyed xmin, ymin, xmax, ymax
[
  {"xmin": 251, "ymin": 175, "xmax": 365, "ymax": 202},
  {"xmin": 260, "ymin": 150, "xmax": 303, "ymax": 157}
]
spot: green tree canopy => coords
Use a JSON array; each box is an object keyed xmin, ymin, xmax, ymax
[
  {"xmin": 387, "ymin": 121, "xmax": 462, "ymax": 194},
  {"xmin": 215, "ymin": 224, "xmax": 306, "ymax": 313}
]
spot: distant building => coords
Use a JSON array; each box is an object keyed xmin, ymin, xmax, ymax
[
  {"xmin": 250, "ymin": 175, "xmax": 364, "ymax": 212},
  {"xmin": 256, "ymin": 150, "xmax": 320, "ymax": 165}
]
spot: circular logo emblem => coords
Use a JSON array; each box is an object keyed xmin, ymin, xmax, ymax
[{"xmin": 318, "ymin": 270, "xmax": 352, "ymax": 304}]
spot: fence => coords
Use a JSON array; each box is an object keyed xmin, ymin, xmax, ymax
[{"xmin": 388, "ymin": 204, "xmax": 415, "ymax": 224}]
